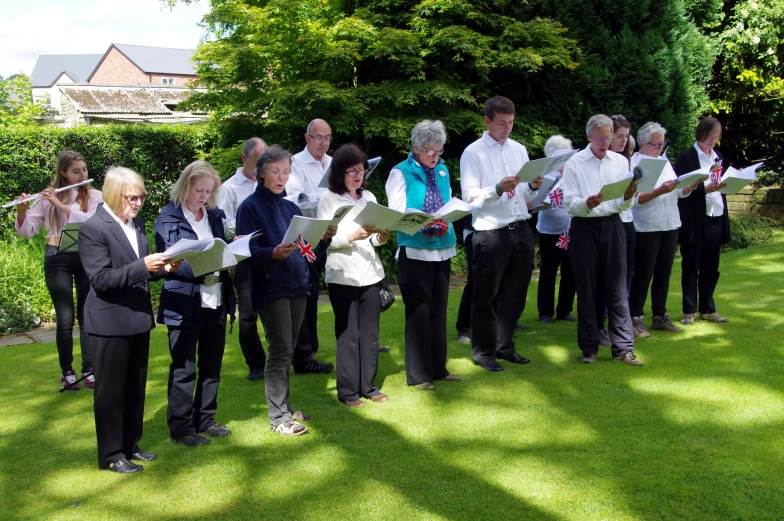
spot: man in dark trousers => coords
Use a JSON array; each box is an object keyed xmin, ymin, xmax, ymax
[{"xmin": 562, "ymin": 114, "xmax": 643, "ymax": 366}]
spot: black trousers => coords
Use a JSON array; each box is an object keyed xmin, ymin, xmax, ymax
[
  {"xmin": 397, "ymin": 247, "xmax": 450, "ymax": 385},
  {"xmin": 233, "ymin": 262, "xmax": 266, "ymax": 369},
  {"xmin": 328, "ymin": 282, "xmax": 381, "ymax": 402},
  {"xmin": 570, "ymin": 215, "xmax": 634, "ymax": 356},
  {"xmin": 294, "ymin": 255, "xmax": 325, "ymax": 361},
  {"xmin": 471, "ymin": 223, "xmax": 535, "ymax": 362},
  {"xmin": 44, "ymin": 247, "xmax": 91, "ymax": 373},
  {"xmin": 537, "ymin": 232, "xmax": 576, "ymax": 318},
  {"xmin": 455, "ymin": 232, "xmax": 474, "ymax": 333},
  {"xmin": 166, "ymin": 307, "xmax": 226, "ymax": 439},
  {"xmin": 596, "ymin": 221, "xmax": 635, "ymax": 330},
  {"xmin": 629, "ymin": 229, "xmax": 679, "ymax": 317},
  {"xmin": 90, "ymin": 331, "xmax": 149, "ymax": 468},
  {"xmin": 681, "ymin": 216, "xmax": 723, "ymax": 314}
]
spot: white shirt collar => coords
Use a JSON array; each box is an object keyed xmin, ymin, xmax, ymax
[
  {"xmin": 481, "ymin": 131, "xmax": 503, "ymax": 148},
  {"xmin": 301, "ymin": 146, "xmax": 327, "ymax": 167},
  {"xmin": 693, "ymin": 142, "xmax": 718, "ymax": 162},
  {"xmin": 104, "ymin": 203, "xmax": 133, "ymax": 228},
  {"xmin": 182, "ymin": 205, "xmax": 205, "ymax": 223},
  {"xmin": 234, "ymin": 167, "xmax": 256, "ymax": 185}
]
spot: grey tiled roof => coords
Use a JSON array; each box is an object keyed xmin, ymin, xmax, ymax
[
  {"xmin": 112, "ymin": 43, "xmax": 196, "ymax": 75},
  {"xmin": 30, "ymin": 54, "xmax": 103, "ymax": 87}
]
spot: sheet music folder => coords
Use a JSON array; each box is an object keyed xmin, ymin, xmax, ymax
[{"xmin": 58, "ymin": 223, "xmax": 82, "ymax": 254}]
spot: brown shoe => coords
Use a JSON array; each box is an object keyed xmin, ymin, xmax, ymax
[
  {"xmin": 343, "ymin": 400, "xmax": 365, "ymax": 407},
  {"xmin": 681, "ymin": 313, "xmax": 697, "ymax": 325},
  {"xmin": 632, "ymin": 316, "xmax": 651, "ymax": 338},
  {"xmin": 700, "ymin": 312, "xmax": 728, "ymax": 323},
  {"xmin": 651, "ymin": 313, "xmax": 683, "ymax": 332},
  {"xmin": 613, "ymin": 351, "xmax": 644, "ymax": 366},
  {"xmin": 369, "ymin": 394, "xmax": 388, "ymax": 403}
]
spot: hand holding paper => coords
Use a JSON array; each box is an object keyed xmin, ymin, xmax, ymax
[
  {"xmin": 719, "ymin": 162, "xmax": 764, "ymax": 195},
  {"xmin": 599, "ymin": 175, "xmax": 635, "ymax": 200}
]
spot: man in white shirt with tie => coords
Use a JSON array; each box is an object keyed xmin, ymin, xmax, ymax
[
  {"xmin": 562, "ymin": 114, "xmax": 643, "ymax": 366},
  {"xmin": 286, "ymin": 119, "xmax": 334, "ymax": 374},
  {"xmin": 460, "ymin": 96, "xmax": 544, "ymax": 372},
  {"xmin": 217, "ymin": 137, "xmax": 267, "ymax": 380}
]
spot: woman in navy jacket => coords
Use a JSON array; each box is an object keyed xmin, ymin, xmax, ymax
[
  {"xmin": 155, "ymin": 161, "xmax": 236, "ymax": 447},
  {"xmin": 236, "ymin": 145, "xmax": 334, "ymax": 436},
  {"xmin": 79, "ymin": 166, "xmax": 173, "ymax": 474}
]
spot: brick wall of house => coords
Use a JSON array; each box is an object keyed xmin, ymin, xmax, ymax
[
  {"xmin": 89, "ymin": 48, "xmax": 148, "ymax": 85},
  {"xmin": 149, "ymin": 74, "xmax": 196, "ymax": 86}
]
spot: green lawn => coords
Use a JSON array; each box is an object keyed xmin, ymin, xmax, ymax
[{"xmin": 1, "ymin": 234, "xmax": 783, "ymax": 521}]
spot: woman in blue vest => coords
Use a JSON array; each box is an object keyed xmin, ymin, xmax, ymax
[
  {"xmin": 385, "ymin": 120, "xmax": 461, "ymax": 390},
  {"xmin": 154, "ymin": 161, "xmax": 236, "ymax": 447}
]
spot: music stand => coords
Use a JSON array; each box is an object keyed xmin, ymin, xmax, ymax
[
  {"xmin": 57, "ymin": 223, "xmax": 82, "ymax": 254},
  {"xmin": 59, "ymin": 370, "xmax": 92, "ymax": 392}
]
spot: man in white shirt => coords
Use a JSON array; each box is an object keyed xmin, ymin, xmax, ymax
[
  {"xmin": 562, "ymin": 114, "xmax": 642, "ymax": 366},
  {"xmin": 217, "ymin": 137, "xmax": 267, "ymax": 380},
  {"xmin": 286, "ymin": 119, "xmax": 334, "ymax": 374},
  {"xmin": 459, "ymin": 96, "xmax": 544, "ymax": 372}
]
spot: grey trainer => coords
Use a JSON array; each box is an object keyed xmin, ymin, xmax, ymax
[{"xmin": 681, "ymin": 313, "xmax": 697, "ymax": 325}]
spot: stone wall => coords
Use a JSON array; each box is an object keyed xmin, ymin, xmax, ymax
[{"xmin": 726, "ymin": 186, "xmax": 784, "ymax": 222}]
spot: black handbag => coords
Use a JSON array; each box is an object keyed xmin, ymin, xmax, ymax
[{"xmin": 379, "ymin": 279, "xmax": 395, "ymax": 312}]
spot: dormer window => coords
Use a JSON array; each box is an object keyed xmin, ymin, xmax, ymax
[{"xmin": 161, "ymin": 77, "xmax": 175, "ymax": 85}]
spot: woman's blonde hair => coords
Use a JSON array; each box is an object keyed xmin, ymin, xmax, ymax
[
  {"xmin": 102, "ymin": 166, "xmax": 146, "ymax": 215},
  {"xmin": 48, "ymin": 150, "xmax": 91, "ymax": 233},
  {"xmin": 169, "ymin": 160, "xmax": 221, "ymax": 209}
]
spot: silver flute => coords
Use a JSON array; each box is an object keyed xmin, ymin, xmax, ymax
[{"xmin": 2, "ymin": 179, "xmax": 94, "ymax": 209}]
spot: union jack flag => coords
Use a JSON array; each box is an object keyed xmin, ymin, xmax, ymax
[
  {"xmin": 549, "ymin": 187, "xmax": 564, "ymax": 208},
  {"xmin": 709, "ymin": 161, "xmax": 723, "ymax": 184},
  {"xmin": 507, "ymin": 189, "xmax": 516, "ymax": 200},
  {"xmin": 294, "ymin": 235, "xmax": 316, "ymax": 263},
  {"xmin": 555, "ymin": 227, "xmax": 570, "ymax": 250}
]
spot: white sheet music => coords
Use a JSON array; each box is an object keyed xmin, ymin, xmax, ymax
[
  {"xmin": 163, "ymin": 231, "xmax": 262, "ymax": 276},
  {"xmin": 353, "ymin": 201, "xmax": 433, "ymax": 235},
  {"xmin": 675, "ymin": 169, "xmax": 709, "ymax": 189},
  {"xmin": 599, "ymin": 174, "xmax": 634, "ymax": 200},
  {"xmin": 719, "ymin": 162, "xmax": 764, "ymax": 195},
  {"xmin": 634, "ymin": 157, "xmax": 669, "ymax": 194},
  {"xmin": 514, "ymin": 150, "xmax": 579, "ymax": 183},
  {"xmin": 282, "ymin": 215, "xmax": 332, "ymax": 245}
]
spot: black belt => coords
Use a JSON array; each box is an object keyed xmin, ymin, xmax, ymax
[
  {"xmin": 573, "ymin": 214, "xmax": 620, "ymax": 222},
  {"xmin": 506, "ymin": 219, "xmax": 528, "ymax": 229}
]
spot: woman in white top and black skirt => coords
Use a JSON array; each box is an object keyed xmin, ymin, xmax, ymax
[
  {"xmin": 14, "ymin": 150, "xmax": 103, "ymax": 390},
  {"xmin": 318, "ymin": 144, "xmax": 390, "ymax": 407}
]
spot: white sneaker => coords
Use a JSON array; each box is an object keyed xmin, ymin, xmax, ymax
[{"xmin": 274, "ymin": 421, "xmax": 308, "ymax": 436}]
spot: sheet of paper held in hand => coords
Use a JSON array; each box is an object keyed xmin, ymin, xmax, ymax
[
  {"xmin": 353, "ymin": 201, "xmax": 433, "ymax": 235},
  {"xmin": 675, "ymin": 169, "xmax": 709, "ymax": 189},
  {"xmin": 318, "ymin": 156, "xmax": 382, "ymax": 189},
  {"xmin": 719, "ymin": 163, "xmax": 764, "ymax": 195},
  {"xmin": 514, "ymin": 150, "xmax": 578, "ymax": 183},
  {"xmin": 527, "ymin": 175, "xmax": 559, "ymax": 212},
  {"xmin": 599, "ymin": 175, "xmax": 634, "ymax": 200},
  {"xmin": 634, "ymin": 157, "xmax": 669, "ymax": 194},
  {"xmin": 163, "ymin": 232, "xmax": 261, "ymax": 277},
  {"xmin": 432, "ymin": 193, "xmax": 490, "ymax": 223},
  {"xmin": 281, "ymin": 204, "xmax": 354, "ymax": 245}
]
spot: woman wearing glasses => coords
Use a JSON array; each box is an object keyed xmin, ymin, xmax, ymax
[
  {"xmin": 155, "ymin": 161, "xmax": 236, "ymax": 447},
  {"xmin": 674, "ymin": 117, "xmax": 731, "ymax": 325},
  {"xmin": 14, "ymin": 150, "xmax": 103, "ymax": 390},
  {"xmin": 317, "ymin": 144, "xmax": 390, "ymax": 407},
  {"xmin": 385, "ymin": 120, "xmax": 461, "ymax": 391},
  {"xmin": 628, "ymin": 122, "xmax": 706, "ymax": 338},
  {"xmin": 78, "ymin": 167, "xmax": 175, "ymax": 473}
]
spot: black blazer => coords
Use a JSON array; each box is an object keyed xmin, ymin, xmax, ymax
[
  {"xmin": 674, "ymin": 146, "xmax": 731, "ymax": 246},
  {"xmin": 78, "ymin": 204, "xmax": 158, "ymax": 336}
]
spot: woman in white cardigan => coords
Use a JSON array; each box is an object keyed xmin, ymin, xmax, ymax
[{"xmin": 317, "ymin": 144, "xmax": 391, "ymax": 407}]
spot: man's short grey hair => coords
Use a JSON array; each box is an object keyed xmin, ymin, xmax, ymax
[
  {"xmin": 255, "ymin": 145, "xmax": 292, "ymax": 181},
  {"xmin": 306, "ymin": 119, "xmax": 329, "ymax": 135},
  {"xmin": 243, "ymin": 137, "xmax": 266, "ymax": 157},
  {"xmin": 637, "ymin": 122, "xmax": 666, "ymax": 145},
  {"xmin": 544, "ymin": 135, "xmax": 573, "ymax": 157},
  {"xmin": 586, "ymin": 114, "xmax": 613, "ymax": 136},
  {"xmin": 411, "ymin": 120, "xmax": 447, "ymax": 150}
]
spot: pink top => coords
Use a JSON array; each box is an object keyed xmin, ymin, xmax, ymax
[{"xmin": 15, "ymin": 188, "xmax": 104, "ymax": 239}]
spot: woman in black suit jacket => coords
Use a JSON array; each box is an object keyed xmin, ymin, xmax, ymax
[
  {"xmin": 78, "ymin": 166, "xmax": 174, "ymax": 474},
  {"xmin": 674, "ymin": 117, "xmax": 732, "ymax": 326},
  {"xmin": 155, "ymin": 161, "xmax": 235, "ymax": 447}
]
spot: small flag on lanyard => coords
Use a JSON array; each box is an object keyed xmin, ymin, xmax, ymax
[
  {"xmin": 294, "ymin": 235, "xmax": 316, "ymax": 263},
  {"xmin": 549, "ymin": 187, "xmax": 564, "ymax": 208},
  {"xmin": 556, "ymin": 227, "xmax": 570, "ymax": 250}
]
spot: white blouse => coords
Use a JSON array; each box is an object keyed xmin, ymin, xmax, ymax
[{"xmin": 630, "ymin": 153, "xmax": 689, "ymax": 232}]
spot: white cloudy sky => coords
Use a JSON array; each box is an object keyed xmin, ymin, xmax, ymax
[{"xmin": 0, "ymin": 0, "xmax": 211, "ymax": 77}]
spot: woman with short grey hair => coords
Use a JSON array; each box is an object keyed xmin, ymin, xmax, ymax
[
  {"xmin": 385, "ymin": 120, "xmax": 461, "ymax": 391},
  {"xmin": 628, "ymin": 122, "xmax": 705, "ymax": 338}
]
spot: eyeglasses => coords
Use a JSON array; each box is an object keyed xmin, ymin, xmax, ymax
[
  {"xmin": 591, "ymin": 137, "xmax": 613, "ymax": 144},
  {"xmin": 705, "ymin": 134, "xmax": 722, "ymax": 142},
  {"xmin": 645, "ymin": 141, "xmax": 668, "ymax": 150},
  {"xmin": 424, "ymin": 148, "xmax": 445, "ymax": 157},
  {"xmin": 123, "ymin": 194, "xmax": 147, "ymax": 204},
  {"xmin": 345, "ymin": 168, "xmax": 367, "ymax": 177},
  {"xmin": 266, "ymin": 169, "xmax": 291, "ymax": 176},
  {"xmin": 308, "ymin": 134, "xmax": 332, "ymax": 143}
]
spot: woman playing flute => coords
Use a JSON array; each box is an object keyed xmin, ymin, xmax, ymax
[{"xmin": 14, "ymin": 150, "xmax": 103, "ymax": 390}]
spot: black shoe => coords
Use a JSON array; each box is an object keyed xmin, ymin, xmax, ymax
[
  {"xmin": 130, "ymin": 450, "xmax": 157, "ymax": 462},
  {"xmin": 102, "ymin": 458, "xmax": 142, "ymax": 474},
  {"xmin": 172, "ymin": 432, "xmax": 210, "ymax": 446},
  {"xmin": 248, "ymin": 365, "xmax": 265, "ymax": 381},
  {"xmin": 540, "ymin": 316, "xmax": 555, "ymax": 324},
  {"xmin": 293, "ymin": 358, "xmax": 334, "ymax": 374},
  {"xmin": 473, "ymin": 358, "xmax": 504, "ymax": 372},
  {"xmin": 557, "ymin": 313, "xmax": 576, "ymax": 322},
  {"xmin": 497, "ymin": 352, "xmax": 531, "ymax": 365},
  {"xmin": 515, "ymin": 322, "xmax": 530, "ymax": 330},
  {"xmin": 378, "ymin": 345, "xmax": 391, "ymax": 353},
  {"xmin": 200, "ymin": 422, "xmax": 231, "ymax": 438}
]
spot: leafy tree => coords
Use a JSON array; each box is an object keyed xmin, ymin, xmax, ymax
[{"xmin": 0, "ymin": 74, "xmax": 44, "ymax": 127}]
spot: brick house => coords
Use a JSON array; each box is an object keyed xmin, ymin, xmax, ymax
[{"xmin": 88, "ymin": 44, "xmax": 197, "ymax": 86}]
